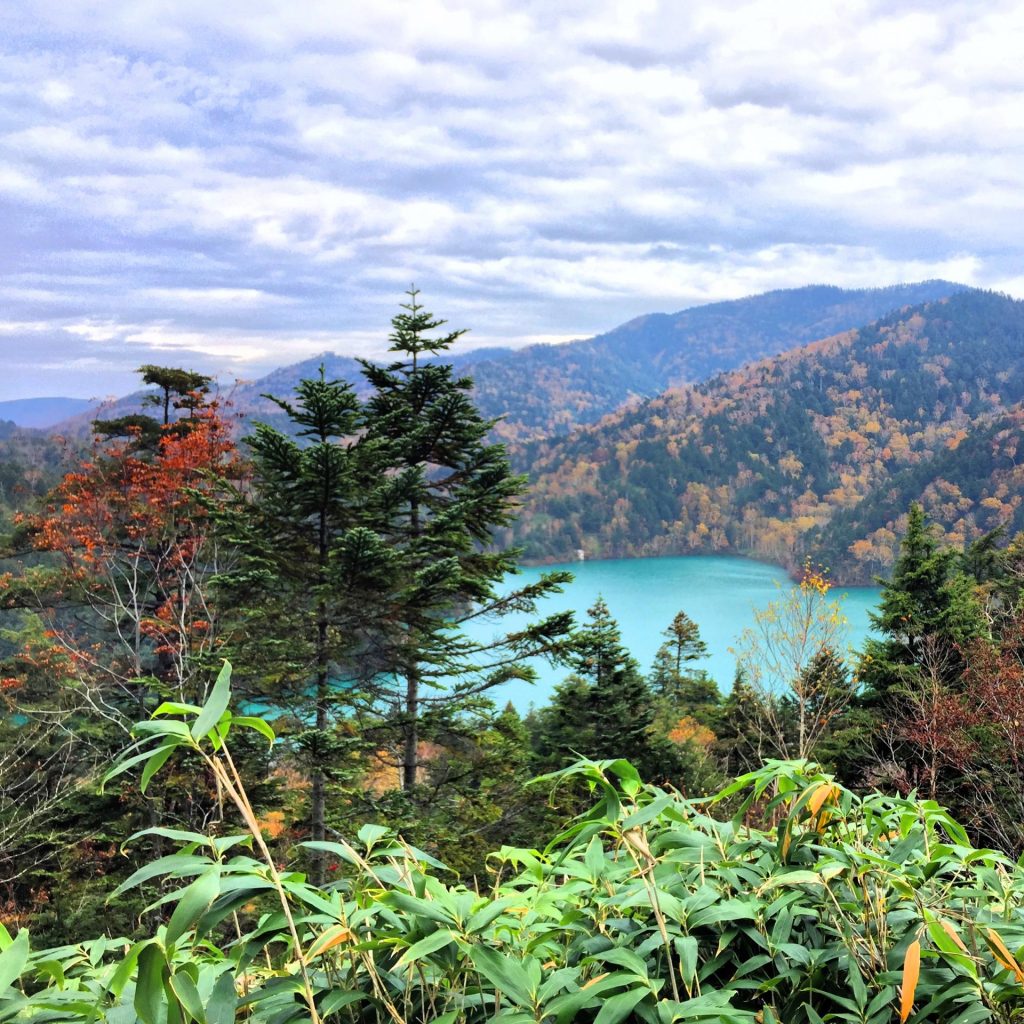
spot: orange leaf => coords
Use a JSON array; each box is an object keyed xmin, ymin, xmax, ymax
[
  {"xmin": 899, "ymin": 939, "xmax": 920, "ymax": 1022},
  {"xmin": 307, "ymin": 924, "xmax": 353, "ymax": 959},
  {"xmin": 985, "ymin": 928, "xmax": 1024, "ymax": 980},
  {"xmin": 939, "ymin": 920, "xmax": 968, "ymax": 955},
  {"xmin": 807, "ymin": 784, "xmax": 837, "ymax": 817}
]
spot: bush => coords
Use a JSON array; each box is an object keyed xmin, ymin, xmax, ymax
[{"xmin": 2, "ymin": 666, "xmax": 1024, "ymax": 1022}]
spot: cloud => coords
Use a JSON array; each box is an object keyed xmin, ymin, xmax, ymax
[{"xmin": 1, "ymin": 0, "xmax": 1023, "ymax": 398}]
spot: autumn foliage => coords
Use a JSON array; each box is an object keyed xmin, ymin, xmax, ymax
[{"xmin": 23, "ymin": 399, "xmax": 241, "ymax": 701}]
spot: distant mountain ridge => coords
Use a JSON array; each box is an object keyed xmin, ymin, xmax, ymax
[
  {"xmin": 0, "ymin": 397, "xmax": 97, "ymax": 430},
  {"xmin": 512, "ymin": 290, "xmax": 1024, "ymax": 582},
  {"xmin": 469, "ymin": 280, "xmax": 965, "ymax": 440},
  {"xmin": 60, "ymin": 279, "xmax": 957, "ymax": 441}
]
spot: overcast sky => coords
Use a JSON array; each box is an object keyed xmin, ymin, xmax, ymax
[{"xmin": 3, "ymin": 0, "xmax": 1023, "ymax": 400}]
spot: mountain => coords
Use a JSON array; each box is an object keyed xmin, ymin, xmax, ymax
[
  {"xmin": 468, "ymin": 280, "xmax": 965, "ymax": 441},
  {"xmin": 245, "ymin": 281, "xmax": 964, "ymax": 443},
  {"xmin": 512, "ymin": 290, "xmax": 1024, "ymax": 583},
  {"xmin": 46, "ymin": 281, "xmax": 965, "ymax": 443},
  {"xmin": 0, "ymin": 397, "xmax": 96, "ymax": 430}
]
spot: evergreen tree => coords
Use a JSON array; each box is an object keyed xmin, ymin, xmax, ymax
[
  {"xmin": 535, "ymin": 599, "xmax": 673, "ymax": 781},
  {"xmin": 861, "ymin": 503, "xmax": 987, "ymax": 705},
  {"xmin": 358, "ymin": 289, "xmax": 573, "ymax": 791},
  {"xmin": 215, "ymin": 370, "xmax": 395, "ymax": 883},
  {"xmin": 648, "ymin": 610, "xmax": 719, "ymax": 719},
  {"xmin": 662, "ymin": 610, "xmax": 709, "ymax": 673}
]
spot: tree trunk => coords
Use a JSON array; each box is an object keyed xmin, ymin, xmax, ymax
[{"xmin": 402, "ymin": 667, "xmax": 419, "ymax": 791}]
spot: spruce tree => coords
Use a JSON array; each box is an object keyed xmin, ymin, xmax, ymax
[
  {"xmin": 538, "ymin": 598, "xmax": 669, "ymax": 779},
  {"xmin": 861, "ymin": 503, "xmax": 986, "ymax": 704},
  {"xmin": 358, "ymin": 289, "xmax": 573, "ymax": 791},
  {"xmin": 216, "ymin": 370, "xmax": 396, "ymax": 883}
]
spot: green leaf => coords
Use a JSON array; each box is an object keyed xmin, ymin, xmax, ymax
[
  {"xmin": 357, "ymin": 823, "xmax": 390, "ymax": 846},
  {"xmin": 102, "ymin": 742, "xmax": 180, "ymax": 789},
  {"xmin": 107, "ymin": 940, "xmax": 147, "ymax": 1000},
  {"xmin": 397, "ymin": 928, "xmax": 458, "ymax": 965},
  {"xmin": 140, "ymin": 742, "xmax": 177, "ymax": 794},
  {"xmin": 594, "ymin": 987, "xmax": 649, "ymax": 1024},
  {"xmin": 153, "ymin": 701, "xmax": 202, "ymax": 717},
  {"xmin": 689, "ymin": 899, "xmax": 757, "ymax": 928},
  {"xmin": 676, "ymin": 935, "xmax": 699, "ymax": 989},
  {"xmin": 168, "ymin": 970, "xmax": 207, "ymax": 1023},
  {"xmin": 0, "ymin": 927, "xmax": 29, "ymax": 992},
  {"xmin": 192, "ymin": 661, "xmax": 232, "ymax": 741},
  {"xmin": 134, "ymin": 944, "xmax": 168, "ymax": 1024},
  {"xmin": 205, "ymin": 971, "xmax": 237, "ymax": 1024},
  {"xmin": 232, "ymin": 716, "xmax": 275, "ymax": 746},
  {"xmin": 166, "ymin": 867, "xmax": 221, "ymax": 946},
  {"xmin": 109, "ymin": 854, "xmax": 214, "ymax": 900},
  {"xmin": 469, "ymin": 946, "xmax": 535, "ymax": 1008}
]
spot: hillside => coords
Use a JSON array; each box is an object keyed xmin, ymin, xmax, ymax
[
  {"xmin": 513, "ymin": 290, "xmax": 1024, "ymax": 582},
  {"xmin": 0, "ymin": 397, "xmax": 96, "ymax": 430},
  {"xmin": 48, "ymin": 281, "xmax": 965, "ymax": 443},
  {"xmin": 469, "ymin": 280, "xmax": 964, "ymax": 441}
]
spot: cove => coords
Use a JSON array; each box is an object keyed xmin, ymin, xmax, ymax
[{"xmin": 464, "ymin": 555, "xmax": 882, "ymax": 713}]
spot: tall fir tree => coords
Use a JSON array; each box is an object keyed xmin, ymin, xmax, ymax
[
  {"xmin": 861, "ymin": 503, "xmax": 987, "ymax": 705},
  {"xmin": 358, "ymin": 289, "xmax": 573, "ymax": 791},
  {"xmin": 215, "ymin": 370, "xmax": 396, "ymax": 883}
]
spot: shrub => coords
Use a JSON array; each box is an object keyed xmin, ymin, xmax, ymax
[{"xmin": 2, "ymin": 664, "xmax": 1023, "ymax": 1022}]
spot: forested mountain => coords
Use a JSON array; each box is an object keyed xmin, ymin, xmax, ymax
[
  {"xmin": 467, "ymin": 280, "xmax": 963, "ymax": 440},
  {"xmin": 514, "ymin": 290, "xmax": 1024, "ymax": 582},
  {"xmin": 48, "ymin": 280, "xmax": 964, "ymax": 443}
]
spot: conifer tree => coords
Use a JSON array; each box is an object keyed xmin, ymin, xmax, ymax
[
  {"xmin": 215, "ymin": 370, "xmax": 396, "ymax": 882},
  {"xmin": 358, "ymin": 289, "xmax": 573, "ymax": 791},
  {"xmin": 536, "ymin": 598, "xmax": 670, "ymax": 780},
  {"xmin": 861, "ymin": 503, "xmax": 987, "ymax": 705}
]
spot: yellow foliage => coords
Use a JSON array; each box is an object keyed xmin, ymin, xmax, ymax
[{"xmin": 668, "ymin": 716, "xmax": 716, "ymax": 748}]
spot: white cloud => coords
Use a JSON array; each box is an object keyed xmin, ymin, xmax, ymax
[{"xmin": 1, "ymin": 0, "xmax": 1023, "ymax": 398}]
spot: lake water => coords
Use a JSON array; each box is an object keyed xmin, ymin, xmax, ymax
[{"xmin": 463, "ymin": 555, "xmax": 882, "ymax": 712}]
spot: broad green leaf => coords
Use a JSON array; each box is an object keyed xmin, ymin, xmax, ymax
[
  {"xmin": 397, "ymin": 928, "xmax": 458, "ymax": 965},
  {"xmin": 594, "ymin": 987, "xmax": 649, "ymax": 1024},
  {"xmin": 231, "ymin": 716, "xmax": 275, "ymax": 746},
  {"xmin": 140, "ymin": 742, "xmax": 177, "ymax": 794},
  {"xmin": 191, "ymin": 661, "xmax": 232, "ymax": 741},
  {"xmin": 676, "ymin": 935, "xmax": 699, "ymax": 990},
  {"xmin": 0, "ymin": 928, "xmax": 29, "ymax": 992},
  {"xmin": 469, "ymin": 946, "xmax": 535, "ymax": 1008},
  {"xmin": 134, "ymin": 944, "xmax": 167, "ymax": 1024},
  {"xmin": 168, "ymin": 970, "xmax": 206, "ymax": 1024},
  {"xmin": 109, "ymin": 854, "xmax": 214, "ymax": 899},
  {"xmin": 166, "ymin": 868, "xmax": 221, "ymax": 945},
  {"xmin": 205, "ymin": 971, "xmax": 237, "ymax": 1024},
  {"xmin": 357, "ymin": 823, "xmax": 390, "ymax": 846}
]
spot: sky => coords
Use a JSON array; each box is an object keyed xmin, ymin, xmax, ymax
[{"xmin": 2, "ymin": 0, "xmax": 1023, "ymax": 400}]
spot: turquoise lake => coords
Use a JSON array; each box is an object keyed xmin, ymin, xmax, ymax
[{"xmin": 463, "ymin": 555, "xmax": 882, "ymax": 712}]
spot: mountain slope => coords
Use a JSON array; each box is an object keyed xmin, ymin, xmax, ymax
[
  {"xmin": 471, "ymin": 280, "xmax": 964, "ymax": 440},
  {"xmin": 48, "ymin": 281, "xmax": 964, "ymax": 443},
  {"xmin": 513, "ymin": 290, "xmax": 1024, "ymax": 582},
  {"xmin": 0, "ymin": 397, "xmax": 97, "ymax": 430}
]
